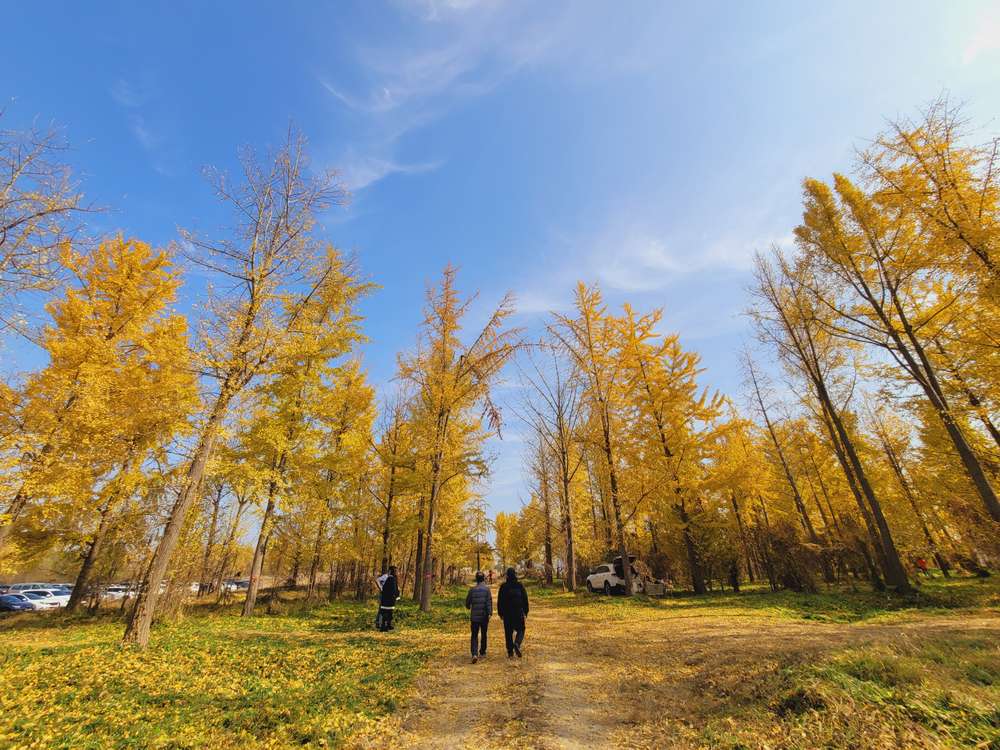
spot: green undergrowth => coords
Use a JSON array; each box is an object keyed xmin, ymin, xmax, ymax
[{"xmin": 528, "ymin": 575, "xmax": 1000, "ymax": 623}]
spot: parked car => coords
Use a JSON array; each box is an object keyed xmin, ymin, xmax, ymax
[
  {"xmin": 586, "ymin": 556, "xmax": 644, "ymax": 595},
  {"xmin": 22, "ymin": 588, "xmax": 70, "ymax": 607},
  {"xmin": 0, "ymin": 593, "xmax": 37, "ymax": 612},
  {"xmin": 22, "ymin": 591, "xmax": 60, "ymax": 610},
  {"xmin": 101, "ymin": 585, "xmax": 134, "ymax": 600},
  {"xmin": 7, "ymin": 583, "xmax": 50, "ymax": 593},
  {"xmin": 222, "ymin": 579, "xmax": 250, "ymax": 593}
]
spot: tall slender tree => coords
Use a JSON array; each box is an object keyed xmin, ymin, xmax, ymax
[{"xmin": 123, "ymin": 132, "xmax": 347, "ymax": 646}]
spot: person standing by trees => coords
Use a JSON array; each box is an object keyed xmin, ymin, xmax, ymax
[
  {"xmin": 465, "ymin": 571, "xmax": 492, "ymax": 663},
  {"xmin": 377, "ymin": 566, "xmax": 400, "ymax": 632},
  {"xmin": 497, "ymin": 567, "xmax": 529, "ymax": 659}
]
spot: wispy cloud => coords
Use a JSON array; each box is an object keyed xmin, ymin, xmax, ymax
[
  {"xmin": 316, "ymin": 2, "xmax": 568, "ymax": 193},
  {"xmin": 508, "ymin": 289, "xmax": 569, "ymax": 318},
  {"xmin": 110, "ymin": 75, "xmax": 182, "ymax": 177},
  {"xmin": 128, "ymin": 113, "xmax": 160, "ymax": 151},
  {"xmin": 110, "ymin": 78, "xmax": 151, "ymax": 108},
  {"xmin": 338, "ymin": 152, "xmax": 443, "ymax": 192},
  {"xmin": 595, "ymin": 227, "xmax": 794, "ymax": 293},
  {"xmin": 514, "ymin": 216, "xmax": 789, "ymax": 302},
  {"xmin": 963, "ymin": 6, "xmax": 1000, "ymax": 65}
]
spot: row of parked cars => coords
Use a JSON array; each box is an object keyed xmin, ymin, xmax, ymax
[
  {"xmin": 0, "ymin": 578, "xmax": 254, "ymax": 613},
  {"xmin": 0, "ymin": 581, "xmax": 147, "ymax": 611},
  {"xmin": 0, "ymin": 582, "xmax": 73, "ymax": 611}
]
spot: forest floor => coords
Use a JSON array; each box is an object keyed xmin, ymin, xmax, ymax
[
  {"xmin": 355, "ymin": 578, "xmax": 1000, "ymax": 750},
  {"xmin": 0, "ymin": 578, "xmax": 997, "ymax": 749}
]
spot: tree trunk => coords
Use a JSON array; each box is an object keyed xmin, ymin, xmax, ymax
[
  {"xmin": 754, "ymin": 500, "xmax": 778, "ymax": 591},
  {"xmin": 561, "ymin": 471, "xmax": 576, "ymax": 591},
  {"xmin": 198, "ymin": 484, "xmax": 223, "ymax": 596},
  {"xmin": 749, "ymin": 368, "xmax": 834, "ymax": 584},
  {"xmin": 730, "ymin": 493, "xmax": 756, "ymax": 584},
  {"xmin": 419, "ymin": 423, "xmax": 447, "ymax": 612},
  {"xmin": 824, "ymin": 400, "xmax": 911, "ymax": 591},
  {"xmin": 242, "ymin": 484, "xmax": 278, "ymax": 617},
  {"xmin": 540, "ymin": 460, "xmax": 554, "ymax": 585},
  {"xmin": 879, "ymin": 435, "xmax": 951, "ymax": 576},
  {"xmin": 678, "ymin": 499, "xmax": 707, "ymax": 594},
  {"xmin": 122, "ymin": 398, "xmax": 228, "ymax": 647},
  {"xmin": 266, "ymin": 534, "xmax": 284, "ymax": 614},
  {"xmin": 307, "ymin": 519, "xmax": 327, "ymax": 598},
  {"xmin": 380, "ymin": 463, "xmax": 396, "ymax": 575},
  {"xmin": 816, "ymin": 401, "xmax": 895, "ymax": 585},
  {"xmin": 934, "ymin": 339, "xmax": 1000, "ymax": 452},
  {"xmin": 213, "ymin": 499, "xmax": 249, "ymax": 598},
  {"xmin": 598, "ymin": 404, "xmax": 633, "ymax": 596},
  {"xmin": 401, "ymin": 540, "xmax": 414, "ymax": 595},
  {"xmin": 413, "ymin": 497, "xmax": 425, "ymax": 602},
  {"xmin": 67, "ymin": 500, "xmax": 115, "ymax": 612},
  {"xmin": 937, "ymin": 408, "xmax": 1000, "ymax": 521}
]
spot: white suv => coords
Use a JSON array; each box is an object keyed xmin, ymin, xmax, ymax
[{"xmin": 586, "ymin": 557, "xmax": 644, "ymax": 595}]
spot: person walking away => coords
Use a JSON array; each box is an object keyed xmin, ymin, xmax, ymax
[
  {"xmin": 465, "ymin": 571, "xmax": 492, "ymax": 663},
  {"xmin": 497, "ymin": 567, "xmax": 529, "ymax": 658},
  {"xmin": 377, "ymin": 566, "xmax": 400, "ymax": 631}
]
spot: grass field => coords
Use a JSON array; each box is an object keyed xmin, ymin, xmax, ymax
[
  {"xmin": 1, "ymin": 578, "xmax": 998, "ymax": 749},
  {"xmin": 534, "ymin": 574, "xmax": 1000, "ymax": 623},
  {"xmin": 0, "ymin": 592, "xmax": 467, "ymax": 749}
]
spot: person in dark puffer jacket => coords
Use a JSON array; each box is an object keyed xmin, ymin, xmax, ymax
[
  {"xmin": 465, "ymin": 571, "xmax": 492, "ymax": 663},
  {"xmin": 377, "ymin": 566, "xmax": 400, "ymax": 631},
  {"xmin": 497, "ymin": 567, "xmax": 529, "ymax": 658}
]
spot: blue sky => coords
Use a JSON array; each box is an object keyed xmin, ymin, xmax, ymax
[{"xmin": 3, "ymin": 1, "xmax": 1000, "ymax": 517}]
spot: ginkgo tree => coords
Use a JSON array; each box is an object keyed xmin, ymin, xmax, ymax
[
  {"xmin": 795, "ymin": 169, "xmax": 1000, "ymax": 524},
  {"xmin": 0, "ymin": 237, "xmax": 195, "ymax": 584},
  {"xmin": 550, "ymin": 284, "xmax": 637, "ymax": 594},
  {"xmin": 399, "ymin": 265, "xmax": 519, "ymax": 612},
  {"xmin": 235, "ymin": 249, "xmax": 372, "ymax": 616},
  {"xmin": 618, "ymin": 303, "xmax": 725, "ymax": 595},
  {"xmin": 123, "ymin": 132, "xmax": 349, "ymax": 647}
]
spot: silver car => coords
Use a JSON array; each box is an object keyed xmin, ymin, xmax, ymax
[{"xmin": 21, "ymin": 591, "xmax": 60, "ymax": 609}]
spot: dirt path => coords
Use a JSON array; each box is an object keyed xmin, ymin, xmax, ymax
[
  {"xmin": 389, "ymin": 603, "xmax": 617, "ymax": 750},
  {"xmin": 351, "ymin": 593, "xmax": 1000, "ymax": 750}
]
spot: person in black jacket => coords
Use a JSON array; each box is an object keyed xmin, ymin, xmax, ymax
[
  {"xmin": 465, "ymin": 571, "xmax": 492, "ymax": 663},
  {"xmin": 377, "ymin": 566, "xmax": 400, "ymax": 631},
  {"xmin": 497, "ymin": 567, "xmax": 529, "ymax": 658}
]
